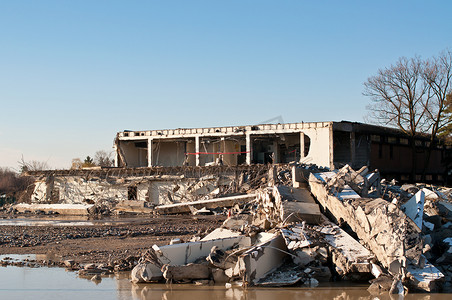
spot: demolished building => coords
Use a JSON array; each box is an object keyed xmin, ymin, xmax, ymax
[
  {"xmin": 115, "ymin": 121, "xmax": 450, "ymax": 184},
  {"xmin": 12, "ymin": 120, "xmax": 452, "ymax": 293}
]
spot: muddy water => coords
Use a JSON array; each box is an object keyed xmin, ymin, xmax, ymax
[{"xmin": 0, "ymin": 264, "xmax": 450, "ymax": 300}]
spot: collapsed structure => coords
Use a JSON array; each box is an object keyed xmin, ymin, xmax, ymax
[
  {"xmin": 115, "ymin": 121, "xmax": 449, "ymax": 184},
  {"xmin": 127, "ymin": 164, "xmax": 450, "ymax": 293},
  {"xmin": 13, "ymin": 121, "xmax": 452, "ymax": 294}
]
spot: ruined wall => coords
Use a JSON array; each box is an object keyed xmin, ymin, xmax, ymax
[
  {"xmin": 301, "ymin": 126, "xmax": 332, "ymax": 168},
  {"xmin": 31, "ymin": 176, "xmax": 129, "ymax": 204},
  {"xmin": 152, "ymin": 141, "xmax": 186, "ymax": 167},
  {"xmin": 121, "ymin": 141, "xmax": 147, "ymax": 167},
  {"xmin": 309, "ymin": 173, "xmax": 423, "ymax": 270}
]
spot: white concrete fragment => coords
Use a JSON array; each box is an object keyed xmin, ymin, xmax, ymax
[
  {"xmin": 319, "ymin": 222, "xmax": 373, "ymax": 275},
  {"xmin": 401, "ymin": 190, "xmax": 425, "ymax": 230},
  {"xmin": 238, "ymin": 232, "xmax": 288, "ymax": 285},
  {"xmin": 407, "ymin": 256, "xmax": 444, "ymax": 292},
  {"xmin": 201, "ymin": 228, "xmax": 242, "ymax": 241},
  {"xmin": 371, "ymin": 263, "xmax": 383, "ymax": 278},
  {"xmin": 422, "ymin": 188, "xmax": 438, "ymax": 200},
  {"xmin": 132, "ymin": 235, "xmax": 251, "ymax": 282}
]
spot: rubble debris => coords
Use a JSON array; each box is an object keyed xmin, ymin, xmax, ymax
[
  {"xmin": 255, "ymin": 263, "xmax": 304, "ymax": 287},
  {"xmin": 115, "ymin": 200, "xmax": 153, "ymax": 214},
  {"xmin": 312, "ymin": 220, "xmax": 374, "ymax": 280},
  {"xmin": 367, "ymin": 274, "xmax": 394, "ymax": 294},
  {"xmin": 309, "ymin": 168, "xmax": 423, "ymax": 270},
  {"xmin": 276, "ymin": 186, "xmax": 321, "ymax": 224},
  {"xmin": 258, "ymin": 185, "xmax": 321, "ymax": 225},
  {"xmin": 406, "ymin": 256, "xmax": 445, "ymax": 292},
  {"xmin": 162, "ymin": 264, "xmax": 210, "ymax": 281},
  {"xmin": 325, "ymin": 164, "xmax": 369, "ymax": 197},
  {"xmin": 155, "ymin": 194, "xmax": 256, "ymax": 215},
  {"xmin": 238, "ymin": 232, "xmax": 289, "ymax": 286},
  {"xmin": 131, "ymin": 234, "xmax": 251, "ymax": 283},
  {"xmin": 400, "ymin": 190, "xmax": 425, "ymax": 230},
  {"xmin": 16, "ymin": 162, "xmax": 449, "ymax": 294},
  {"xmin": 309, "ymin": 164, "xmax": 449, "ymax": 292}
]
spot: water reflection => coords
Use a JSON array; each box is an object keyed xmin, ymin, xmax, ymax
[
  {"xmin": 128, "ymin": 283, "xmax": 449, "ymax": 300},
  {"xmin": 0, "ymin": 265, "xmax": 449, "ymax": 300}
]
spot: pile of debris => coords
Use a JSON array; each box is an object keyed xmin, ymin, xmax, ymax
[
  {"xmin": 14, "ymin": 165, "xmax": 282, "ymax": 216},
  {"xmin": 130, "ymin": 163, "xmax": 451, "ymax": 294}
]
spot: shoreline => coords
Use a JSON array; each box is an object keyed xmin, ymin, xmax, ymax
[{"xmin": 0, "ymin": 214, "xmax": 225, "ymax": 269}]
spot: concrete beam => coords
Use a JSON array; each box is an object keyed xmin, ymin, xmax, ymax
[{"xmin": 155, "ymin": 194, "xmax": 256, "ymax": 214}]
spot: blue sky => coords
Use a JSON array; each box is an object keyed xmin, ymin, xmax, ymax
[{"xmin": 1, "ymin": 0, "xmax": 451, "ymax": 170}]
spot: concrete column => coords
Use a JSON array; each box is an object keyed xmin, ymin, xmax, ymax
[
  {"xmin": 113, "ymin": 144, "xmax": 119, "ymax": 167},
  {"xmin": 195, "ymin": 135, "xmax": 200, "ymax": 166},
  {"xmin": 329, "ymin": 126, "xmax": 334, "ymax": 169},
  {"xmin": 299, "ymin": 132, "xmax": 305, "ymax": 161},
  {"xmin": 147, "ymin": 138, "xmax": 153, "ymax": 167},
  {"xmin": 246, "ymin": 133, "xmax": 252, "ymax": 165},
  {"xmin": 350, "ymin": 132, "xmax": 356, "ymax": 168},
  {"xmin": 273, "ymin": 140, "xmax": 279, "ymax": 163}
]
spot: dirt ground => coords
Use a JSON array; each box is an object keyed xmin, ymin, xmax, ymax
[{"xmin": 0, "ymin": 213, "xmax": 226, "ymax": 268}]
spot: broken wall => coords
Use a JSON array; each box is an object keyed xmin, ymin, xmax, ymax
[{"xmin": 309, "ymin": 173, "xmax": 423, "ymax": 271}]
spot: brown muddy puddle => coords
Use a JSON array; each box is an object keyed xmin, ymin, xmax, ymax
[{"xmin": 0, "ymin": 255, "xmax": 450, "ymax": 300}]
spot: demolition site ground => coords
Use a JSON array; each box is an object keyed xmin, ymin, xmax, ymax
[{"xmin": 0, "ymin": 214, "xmax": 225, "ymax": 267}]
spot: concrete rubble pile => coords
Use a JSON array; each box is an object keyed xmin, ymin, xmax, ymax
[
  {"xmin": 131, "ymin": 163, "xmax": 450, "ymax": 294},
  {"xmin": 14, "ymin": 165, "xmax": 276, "ymax": 216}
]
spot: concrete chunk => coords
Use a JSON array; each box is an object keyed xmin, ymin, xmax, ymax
[
  {"xmin": 238, "ymin": 232, "xmax": 288, "ymax": 285},
  {"xmin": 131, "ymin": 234, "xmax": 251, "ymax": 282},
  {"xmin": 155, "ymin": 194, "xmax": 255, "ymax": 214},
  {"xmin": 401, "ymin": 190, "xmax": 425, "ymax": 230}
]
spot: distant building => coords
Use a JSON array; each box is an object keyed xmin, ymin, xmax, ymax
[{"xmin": 115, "ymin": 121, "xmax": 450, "ymax": 184}]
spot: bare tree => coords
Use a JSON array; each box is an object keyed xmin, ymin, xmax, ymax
[
  {"xmin": 442, "ymin": 93, "xmax": 452, "ymax": 140},
  {"xmin": 422, "ymin": 50, "xmax": 452, "ymax": 178},
  {"xmin": 19, "ymin": 156, "xmax": 50, "ymax": 173},
  {"xmin": 364, "ymin": 56, "xmax": 430, "ymax": 181},
  {"xmin": 94, "ymin": 150, "xmax": 114, "ymax": 167},
  {"xmin": 71, "ymin": 158, "xmax": 83, "ymax": 169}
]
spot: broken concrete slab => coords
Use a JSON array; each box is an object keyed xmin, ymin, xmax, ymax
[
  {"xmin": 201, "ymin": 228, "xmax": 242, "ymax": 241},
  {"xmin": 312, "ymin": 221, "xmax": 374, "ymax": 278},
  {"xmin": 280, "ymin": 202, "xmax": 321, "ymax": 225},
  {"xmin": 401, "ymin": 190, "xmax": 425, "ymax": 231},
  {"xmin": 222, "ymin": 214, "xmax": 251, "ymax": 231},
  {"xmin": 155, "ymin": 194, "xmax": 256, "ymax": 214},
  {"xmin": 131, "ymin": 233, "xmax": 252, "ymax": 282},
  {"xmin": 256, "ymin": 264, "xmax": 304, "ymax": 287},
  {"xmin": 162, "ymin": 263, "xmax": 210, "ymax": 281},
  {"xmin": 13, "ymin": 203, "xmax": 95, "ymax": 215},
  {"xmin": 258, "ymin": 185, "xmax": 321, "ymax": 225},
  {"xmin": 325, "ymin": 164, "xmax": 369, "ymax": 197},
  {"xmin": 238, "ymin": 232, "xmax": 288, "ymax": 286},
  {"xmin": 312, "ymin": 172, "xmax": 361, "ymax": 200},
  {"xmin": 406, "ymin": 257, "xmax": 444, "ymax": 292},
  {"xmin": 309, "ymin": 172, "xmax": 423, "ymax": 271}
]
